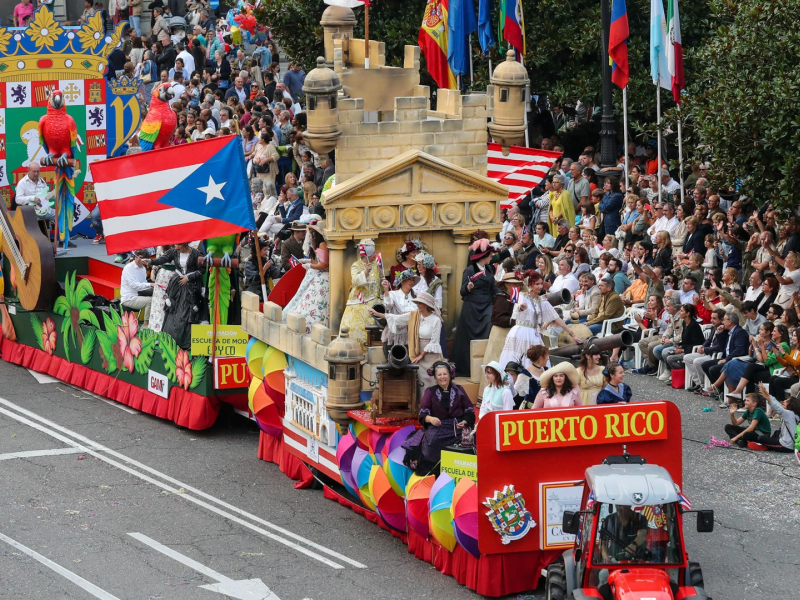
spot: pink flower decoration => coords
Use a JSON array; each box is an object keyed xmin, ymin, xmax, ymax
[
  {"xmin": 42, "ymin": 318, "xmax": 57, "ymax": 355},
  {"xmin": 116, "ymin": 312, "xmax": 142, "ymax": 372},
  {"xmin": 175, "ymin": 349, "xmax": 193, "ymax": 390}
]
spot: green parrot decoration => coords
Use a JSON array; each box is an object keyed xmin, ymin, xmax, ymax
[{"xmin": 204, "ymin": 234, "xmax": 238, "ymax": 326}]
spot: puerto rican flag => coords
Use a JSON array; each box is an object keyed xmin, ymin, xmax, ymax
[
  {"xmin": 487, "ymin": 143, "xmax": 563, "ymax": 208},
  {"xmin": 510, "ymin": 286, "xmax": 519, "ymax": 303},
  {"xmin": 91, "ymin": 136, "xmax": 256, "ymax": 255}
]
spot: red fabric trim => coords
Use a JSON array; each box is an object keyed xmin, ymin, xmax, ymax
[
  {"xmin": 321, "ymin": 480, "xmax": 558, "ymax": 597},
  {"xmin": 257, "ymin": 431, "xmax": 314, "ymax": 489},
  {"xmin": 0, "ymin": 337, "xmax": 219, "ymax": 430}
]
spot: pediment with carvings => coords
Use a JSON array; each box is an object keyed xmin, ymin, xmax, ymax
[{"xmin": 321, "ymin": 149, "xmax": 507, "ymax": 239}]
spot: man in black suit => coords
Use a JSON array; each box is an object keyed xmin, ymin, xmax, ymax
[
  {"xmin": 685, "ymin": 309, "xmax": 729, "ymax": 392},
  {"xmin": 700, "ymin": 311, "xmax": 749, "ymax": 404}
]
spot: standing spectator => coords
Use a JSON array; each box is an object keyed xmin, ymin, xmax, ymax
[
  {"xmin": 13, "ymin": 0, "xmax": 34, "ymax": 26},
  {"xmin": 598, "ymin": 176, "xmax": 623, "ymax": 237},
  {"xmin": 151, "ymin": 8, "xmax": 170, "ymax": 45},
  {"xmin": 283, "ymin": 62, "xmax": 307, "ymax": 103},
  {"xmin": 568, "ymin": 163, "xmax": 590, "ymax": 209},
  {"xmin": 129, "ymin": 0, "xmax": 143, "ymax": 36}
]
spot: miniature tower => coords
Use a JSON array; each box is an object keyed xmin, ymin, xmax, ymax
[
  {"xmin": 323, "ymin": 327, "xmax": 366, "ymax": 428},
  {"xmin": 303, "ymin": 57, "xmax": 344, "ymax": 156},
  {"xmin": 320, "ymin": 4, "xmax": 356, "ymax": 68},
  {"xmin": 488, "ymin": 49, "xmax": 529, "ymax": 152}
]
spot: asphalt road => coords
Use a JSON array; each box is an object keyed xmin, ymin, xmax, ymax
[{"xmin": 0, "ymin": 359, "xmax": 798, "ymax": 600}]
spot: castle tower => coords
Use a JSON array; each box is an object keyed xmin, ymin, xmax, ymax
[
  {"xmin": 320, "ymin": 4, "xmax": 357, "ymax": 68},
  {"xmin": 303, "ymin": 57, "xmax": 343, "ymax": 156},
  {"xmin": 488, "ymin": 49, "xmax": 529, "ymax": 152}
]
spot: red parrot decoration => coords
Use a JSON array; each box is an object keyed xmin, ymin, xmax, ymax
[
  {"xmin": 139, "ymin": 83, "xmax": 177, "ymax": 151},
  {"xmin": 39, "ymin": 90, "xmax": 82, "ymax": 249}
]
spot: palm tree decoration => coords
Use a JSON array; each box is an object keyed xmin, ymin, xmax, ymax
[{"xmin": 52, "ymin": 272, "xmax": 100, "ymax": 363}]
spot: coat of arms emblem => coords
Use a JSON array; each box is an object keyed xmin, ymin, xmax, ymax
[{"xmin": 483, "ymin": 484, "xmax": 535, "ymax": 544}]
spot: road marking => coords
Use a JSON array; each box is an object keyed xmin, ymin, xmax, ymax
[
  {"xmin": 0, "ymin": 447, "xmax": 83, "ymax": 461},
  {"xmin": 27, "ymin": 369, "xmax": 60, "ymax": 384},
  {"xmin": 0, "ymin": 397, "xmax": 367, "ymax": 570},
  {"xmin": 129, "ymin": 533, "xmax": 280, "ymax": 599},
  {"xmin": 0, "ymin": 531, "xmax": 121, "ymax": 600}
]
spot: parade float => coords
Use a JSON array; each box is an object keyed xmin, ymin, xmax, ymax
[
  {"xmin": 236, "ymin": 6, "xmax": 662, "ymax": 596},
  {"xmin": 0, "ymin": 9, "xmax": 249, "ymax": 430}
]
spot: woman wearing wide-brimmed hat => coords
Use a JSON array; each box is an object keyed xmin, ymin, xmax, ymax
[
  {"xmin": 533, "ymin": 362, "xmax": 581, "ymax": 408},
  {"xmin": 388, "ymin": 240, "xmax": 421, "ymax": 288},
  {"xmin": 340, "ymin": 238, "xmax": 382, "ymax": 351},
  {"xmin": 480, "ymin": 271, "xmax": 523, "ymax": 395},
  {"xmin": 370, "ymin": 269, "xmax": 420, "ymax": 349},
  {"xmin": 453, "ymin": 238, "xmax": 497, "ymax": 377},
  {"xmin": 282, "ymin": 220, "xmax": 329, "ymax": 334}
]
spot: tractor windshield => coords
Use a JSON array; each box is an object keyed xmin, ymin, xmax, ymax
[{"xmin": 592, "ymin": 502, "xmax": 683, "ymax": 566}]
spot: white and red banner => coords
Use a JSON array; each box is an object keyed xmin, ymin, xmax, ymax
[{"xmin": 486, "ymin": 143, "xmax": 562, "ymax": 208}]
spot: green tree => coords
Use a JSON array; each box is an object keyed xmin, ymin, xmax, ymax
[{"xmin": 682, "ymin": 0, "xmax": 800, "ymax": 209}]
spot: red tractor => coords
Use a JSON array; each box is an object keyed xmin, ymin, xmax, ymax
[{"xmin": 545, "ymin": 451, "xmax": 714, "ymax": 600}]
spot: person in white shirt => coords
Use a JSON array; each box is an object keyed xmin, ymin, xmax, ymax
[
  {"xmin": 647, "ymin": 202, "xmax": 679, "ymax": 244},
  {"xmin": 169, "ymin": 72, "xmax": 186, "ymax": 106},
  {"xmin": 15, "ymin": 162, "xmax": 55, "ymax": 218},
  {"xmin": 120, "ymin": 250, "xmax": 155, "ymax": 323},
  {"xmin": 175, "ymin": 43, "xmax": 195, "ymax": 77},
  {"xmin": 744, "ymin": 271, "xmax": 763, "ymax": 302},
  {"xmin": 661, "ymin": 169, "xmax": 680, "ymax": 195},
  {"xmin": 551, "ymin": 258, "xmax": 580, "ymax": 297}
]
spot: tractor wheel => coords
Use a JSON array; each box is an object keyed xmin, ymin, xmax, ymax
[
  {"xmin": 688, "ymin": 561, "xmax": 705, "ymax": 589},
  {"xmin": 546, "ymin": 563, "xmax": 567, "ymax": 600}
]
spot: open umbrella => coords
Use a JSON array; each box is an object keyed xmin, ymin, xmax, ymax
[
  {"xmin": 335, "ymin": 430, "xmax": 359, "ymax": 498},
  {"xmin": 451, "ymin": 477, "xmax": 480, "ymax": 558},
  {"xmin": 405, "ymin": 474, "xmax": 435, "ymax": 539},
  {"xmin": 368, "ymin": 430, "xmax": 388, "ymax": 466},
  {"xmin": 384, "ymin": 425, "xmax": 415, "ymax": 498},
  {"xmin": 429, "ymin": 473, "xmax": 457, "ymax": 552},
  {"xmin": 246, "ymin": 337, "xmax": 268, "ymax": 377},
  {"xmin": 248, "ymin": 376, "xmax": 282, "ymax": 438},
  {"xmin": 350, "ymin": 420, "xmax": 371, "ymax": 451},
  {"xmin": 352, "ymin": 447, "xmax": 377, "ymax": 511},
  {"xmin": 370, "ymin": 463, "xmax": 407, "ymax": 533},
  {"xmin": 262, "ymin": 346, "xmax": 287, "ymax": 391}
]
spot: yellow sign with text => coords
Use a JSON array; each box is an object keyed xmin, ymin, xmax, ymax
[
  {"xmin": 440, "ymin": 451, "xmax": 477, "ymax": 483},
  {"xmin": 190, "ymin": 325, "xmax": 249, "ymax": 357}
]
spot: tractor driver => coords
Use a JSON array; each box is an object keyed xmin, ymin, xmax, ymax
[{"xmin": 599, "ymin": 504, "xmax": 649, "ymax": 563}]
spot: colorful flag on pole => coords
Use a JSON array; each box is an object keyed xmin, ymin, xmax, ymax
[
  {"xmin": 289, "ymin": 255, "xmax": 301, "ymax": 268},
  {"xmin": 486, "ymin": 143, "xmax": 563, "ymax": 208},
  {"xmin": 358, "ymin": 243, "xmax": 367, "ymax": 257},
  {"xmin": 419, "ymin": 0, "xmax": 458, "ymax": 89},
  {"xmin": 469, "ymin": 270, "xmax": 484, "ymax": 282},
  {"xmin": 357, "ymin": 291, "xmax": 366, "ymax": 304},
  {"xmin": 666, "ymin": 0, "xmax": 684, "ymax": 103},
  {"xmin": 447, "ymin": 0, "xmax": 477, "ymax": 77},
  {"xmin": 650, "ymin": 0, "xmax": 670, "ymax": 90},
  {"xmin": 609, "ymin": 0, "xmax": 630, "ymax": 89},
  {"xmin": 501, "ymin": 0, "xmax": 525, "ymax": 59},
  {"xmin": 510, "ymin": 286, "xmax": 519, "ymax": 304},
  {"xmin": 92, "ymin": 136, "xmax": 255, "ymax": 255},
  {"xmin": 376, "ymin": 252, "xmax": 384, "ymax": 272},
  {"xmin": 477, "ymin": 0, "xmax": 495, "ymax": 54},
  {"xmin": 586, "ymin": 490, "xmax": 596, "ymax": 510},
  {"xmin": 678, "ymin": 491, "xmax": 691, "ymax": 511},
  {"xmin": 521, "ymin": 224, "xmax": 528, "ymax": 238}
]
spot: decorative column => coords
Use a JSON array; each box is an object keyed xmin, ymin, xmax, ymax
[
  {"xmin": 327, "ymin": 239, "xmax": 349, "ymax": 334},
  {"xmin": 451, "ymin": 232, "xmax": 472, "ymax": 328}
]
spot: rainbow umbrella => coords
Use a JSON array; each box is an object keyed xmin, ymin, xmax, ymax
[
  {"xmin": 451, "ymin": 477, "xmax": 480, "ymax": 558},
  {"xmin": 350, "ymin": 420, "xmax": 370, "ymax": 451},
  {"xmin": 336, "ymin": 431, "xmax": 359, "ymax": 498},
  {"xmin": 405, "ymin": 474, "xmax": 435, "ymax": 539},
  {"xmin": 249, "ymin": 376, "xmax": 282, "ymax": 438},
  {"xmin": 429, "ymin": 473, "xmax": 457, "ymax": 551},
  {"xmin": 352, "ymin": 447, "xmax": 377, "ymax": 511},
  {"xmin": 370, "ymin": 462, "xmax": 407, "ymax": 533},
  {"xmin": 246, "ymin": 338, "xmax": 268, "ymax": 377},
  {"xmin": 262, "ymin": 347, "xmax": 287, "ymax": 390},
  {"xmin": 384, "ymin": 425, "xmax": 416, "ymax": 498},
  {"xmin": 368, "ymin": 430, "xmax": 388, "ymax": 466}
]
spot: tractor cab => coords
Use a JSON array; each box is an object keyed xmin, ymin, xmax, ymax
[{"xmin": 546, "ymin": 453, "xmax": 714, "ymax": 600}]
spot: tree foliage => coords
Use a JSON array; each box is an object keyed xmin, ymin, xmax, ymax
[{"xmin": 683, "ymin": 0, "xmax": 800, "ymax": 210}]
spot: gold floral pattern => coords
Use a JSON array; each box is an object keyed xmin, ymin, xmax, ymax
[
  {"xmin": 76, "ymin": 13, "xmax": 105, "ymax": 51},
  {"xmin": 26, "ymin": 9, "xmax": 63, "ymax": 50},
  {"xmin": 0, "ymin": 28, "xmax": 12, "ymax": 54}
]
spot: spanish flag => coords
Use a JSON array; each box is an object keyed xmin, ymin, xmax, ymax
[{"xmin": 419, "ymin": 0, "xmax": 457, "ymax": 89}]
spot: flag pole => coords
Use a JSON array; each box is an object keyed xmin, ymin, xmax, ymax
[
  {"xmin": 364, "ymin": 2, "xmax": 370, "ymax": 69},
  {"xmin": 677, "ymin": 102, "xmax": 684, "ymax": 203},
  {"xmin": 253, "ymin": 233, "xmax": 268, "ymax": 304},
  {"xmin": 469, "ymin": 34, "xmax": 474, "ymax": 84},
  {"xmin": 623, "ymin": 86, "xmax": 629, "ymax": 192},
  {"xmin": 656, "ymin": 78, "xmax": 662, "ymax": 203}
]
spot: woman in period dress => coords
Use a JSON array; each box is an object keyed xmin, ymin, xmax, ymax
[
  {"xmin": 547, "ymin": 174, "xmax": 575, "ymax": 237},
  {"xmin": 388, "ymin": 241, "xmax": 421, "ymax": 287},
  {"xmin": 413, "ymin": 251, "xmax": 446, "ymax": 353},
  {"xmin": 146, "ymin": 243, "xmax": 204, "ymax": 349},
  {"xmin": 402, "ymin": 361, "xmax": 475, "ymax": 475},
  {"xmin": 497, "ymin": 270, "xmax": 581, "ymax": 370},
  {"xmin": 577, "ymin": 344, "xmax": 605, "ymax": 406},
  {"xmin": 372, "ymin": 292, "xmax": 443, "ymax": 389},
  {"xmin": 372, "ymin": 269, "xmax": 419, "ymax": 350},
  {"xmin": 148, "ymin": 245, "xmax": 177, "ymax": 333},
  {"xmin": 532, "ymin": 362, "xmax": 582, "ymax": 408},
  {"xmin": 481, "ymin": 272, "xmax": 522, "ymax": 394},
  {"xmin": 478, "ymin": 361, "xmax": 515, "ymax": 420},
  {"xmin": 282, "ymin": 221, "xmax": 329, "ymax": 334},
  {"xmin": 453, "ymin": 239, "xmax": 497, "ymax": 377},
  {"xmin": 339, "ymin": 238, "xmax": 382, "ymax": 351}
]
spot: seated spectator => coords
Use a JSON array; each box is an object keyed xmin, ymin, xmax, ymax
[
  {"xmin": 621, "ymin": 270, "xmax": 648, "ymax": 306},
  {"xmin": 722, "ymin": 323, "xmax": 790, "ymax": 402},
  {"xmin": 551, "ymin": 257, "xmax": 580, "ymax": 296},
  {"xmin": 570, "ymin": 273, "xmax": 600, "ymax": 323},
  {"xmin": 585, "ymin": 276, "xmax": 625, "ymax": 335},
  {"xmin": 754, "ymin": 382, "xmax": 800, "ymax": 453},
  {"xmin": 120, "ymin": 250, "xmax": 155, "ymax": 324},
  {"xmin": 699, "ymin": 311, "xmax": 750, "ymax": 399},
  {"xmin": 685, "ymin": 309, "xmax": 728, "ymax": 392},
  {"xmin": 596, "ymin": 363, "xmax": 632, "ymax": 404},
  {"xmin": 741, "ymin": 301, "xmax": 767, "ymax": 336},
  {"xmin": 769, "ymin": 327, "xmax": 800, "ymax": 400},
  {"xmin": 533, "ymin": 362, "xmax": 581, "ymax": 408},
  {"xmin": 606, "ymin": 257, "xmax": 631, "ymax": 295},
  {"xmin": 662, "ymin": 304, "xmax": 706, "ymax": 376},
  {"xmin": 724, "ymin": 393, "xmax": 772, "ymax": 448},
  {"xmin": 635, "ymin": 296, "xmax": 681, "ymax": 375}
]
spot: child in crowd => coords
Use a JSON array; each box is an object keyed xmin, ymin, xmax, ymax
[{"xmin": 724, "ymin": 393, "xmax": 772, "ymax": 448}]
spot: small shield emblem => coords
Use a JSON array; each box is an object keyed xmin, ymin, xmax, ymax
[{"xmin": 632, "ymin": 492, "xmax": 644, "ymax": 504}]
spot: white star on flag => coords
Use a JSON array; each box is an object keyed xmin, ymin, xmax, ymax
[{"xmin": 198, "ymin": 176, "xmax": 226, "ymax": 204}]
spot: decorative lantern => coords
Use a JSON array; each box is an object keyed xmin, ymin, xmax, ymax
[
  {"xmin": 302, "ymin": 57, "xmax": 343, "ymax": 156},
  {"xmin": 488, "ymin": 49, "xmax": 530, "ymax": 152},
  {"xmin": 323, "ymin": 327, "xmax": 365, "ymax": 427}
]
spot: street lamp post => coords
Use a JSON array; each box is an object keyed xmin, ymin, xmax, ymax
[{"xmin": 599, "ymin": 0, "xmax": 616, "ymax": 169}]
